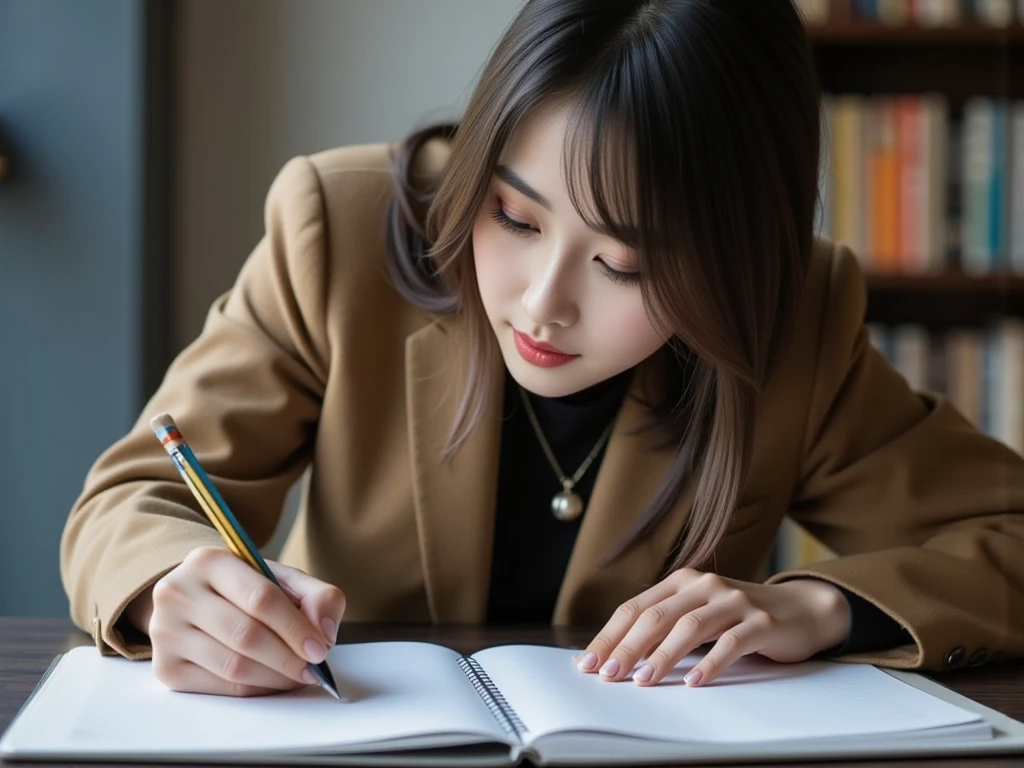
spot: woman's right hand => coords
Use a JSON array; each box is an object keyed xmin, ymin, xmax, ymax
[{"xmin": 126, "ymin": 545, "xmax": 346, "ymax": 697}]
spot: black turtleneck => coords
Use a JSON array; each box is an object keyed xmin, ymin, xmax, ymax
[
  {"xmin": 484, "ymin": 367, "xmax": 913, "ymax": 657},
  {"xmin": 486, "ymin": 367, "xmax": 633, "ymax": 624}
]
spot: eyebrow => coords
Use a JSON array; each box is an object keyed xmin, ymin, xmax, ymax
[
  {"xmin": 493, "ymin": 164, "xmax": 638, "ymax": 244},
  {"xmin": 494, "ymin": 165, "xmax": 551, "ymax": 210}
]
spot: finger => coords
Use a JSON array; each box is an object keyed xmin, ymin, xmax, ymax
[
  {"xmin": 269, "ymin": 561, "xmax": 346, "ymax": 646},
  {"xmin": 204, "ymin": 554, "xmax": 328, "ymax": 666},
  {"xmin": 189, "ymin": 590, "xmax": 314, "ymax": 685},
  {"xmin": 682, "ymin": 621, "xmax": 763, "ymax": 687},
  {"xmin": 631, "ymin": 603, "xmax": 737, "ymax": 686},
  {"xmin": 152, "ymin": 646, "xmax": 296, "ymax": 698},
  {"xmin": 187, "ymin": 624, "xmax": 307, "ymax": 689},
  {"xmin": 597, "ymin": 592, "xmax": 708, "ymax": 682},
  {"xmin": 578, "ymin": 577, "xmax": 690, "ymax": 673}
]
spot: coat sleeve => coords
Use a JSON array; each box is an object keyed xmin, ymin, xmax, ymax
[
  {"xmin": 766, "ymin": 243, "xmax": 1024, "ymax": 671},
  {"xmin": 60, "ymin": 156, "xmax": 332, "ymax": 659}
]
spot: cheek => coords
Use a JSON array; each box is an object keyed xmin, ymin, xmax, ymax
[
  {"xmin": 472, "ymin": 220, "xmax": 518, "ymax": 316},
  {"xmin": 595, "ymin": 299, "xmax": 665, "ymax": 361}
]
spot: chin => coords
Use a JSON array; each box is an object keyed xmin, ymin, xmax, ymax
[{"xmin": 503, "ymin": 356, "xmax": 592, "ymax": 398}]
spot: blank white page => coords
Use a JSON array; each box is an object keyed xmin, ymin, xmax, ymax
[
  {"xmin": 2, "ymin": 643, "xmax": 510, "ymax": 758},
  {"xmin": 473, "ymin": 645, "xmax": 986, "ymax": 745}
]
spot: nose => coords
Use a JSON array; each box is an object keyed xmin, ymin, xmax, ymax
[{"xmin": 521, "ymin": 250, "xmax": 580, "ymax": 328}]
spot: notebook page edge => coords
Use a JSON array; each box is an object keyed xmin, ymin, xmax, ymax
[{"xmin": 0, "ymin": 650, "xmax": 68, "ymax": 757}]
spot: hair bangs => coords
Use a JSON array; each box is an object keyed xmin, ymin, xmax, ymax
[{"xmin": 561, "ymin": 71, "xmax": 696, "ymax": 343}]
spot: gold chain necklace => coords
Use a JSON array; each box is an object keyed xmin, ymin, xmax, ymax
[{"xmin": 517, "ymin": 386, "xmax": 616, "ymax": 522}]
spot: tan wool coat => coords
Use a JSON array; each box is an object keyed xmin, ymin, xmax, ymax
[{"xmin": 61, "ymin": 141, "xmax": 1024, "ymax": 672}]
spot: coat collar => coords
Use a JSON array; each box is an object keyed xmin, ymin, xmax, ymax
[{"xmin": 405, "ymin": 315, "xmax": 695, "ymax": 624}]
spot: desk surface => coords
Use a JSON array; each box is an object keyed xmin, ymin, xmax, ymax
[{"xmin": 1, "ymin": 616, "xmax": 1023, "ymax": 768}]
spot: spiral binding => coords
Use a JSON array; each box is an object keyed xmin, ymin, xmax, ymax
[{"xmin": 457, "ymin": 657, "xmax": 527, "ymax": 742}]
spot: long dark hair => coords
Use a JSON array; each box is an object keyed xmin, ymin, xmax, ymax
[{"xmin": 385, "ymin": 0, "xmax": 821, "ymax": 572}]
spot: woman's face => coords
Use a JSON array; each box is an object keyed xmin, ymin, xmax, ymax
[{"xmin": 472, "ymin": 104, "xmax": 667, "ymax": 398}]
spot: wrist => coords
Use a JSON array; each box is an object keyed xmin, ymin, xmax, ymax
[{"xmin": 778, "ymin": 578, "xmax": 851, "ymax": 653}]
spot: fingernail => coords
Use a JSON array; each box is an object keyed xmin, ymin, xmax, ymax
[
  {"xmin": 301, "ymin": 668, "xmax": 317, "ymax": 685},
  {"xmin": 304, "ymin": 638, "xmax": 327, "ymax": 664},
  {"xmin": 599, "ymin": 658, "xmax": 620, "ymax": 677},
  {"xmin": 633, "ymin": 664, "xmax": 654, "ymax": 683},
  {"xmin": 684, "ymin": 668, "xmax": 703, "ymax": 686},
  {"xmin": 576, "ymin": 652, "xmax": 598, "ymax": 671},
  {"xmin": 321, "ymin": 618, "xmax": 337, "ymax": 645}
]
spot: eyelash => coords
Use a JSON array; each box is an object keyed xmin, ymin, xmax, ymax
[{"xmin": 488, "ymin": 205, "xmax": 641, "ymax": 287}]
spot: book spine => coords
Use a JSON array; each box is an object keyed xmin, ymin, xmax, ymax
[
  {"xmin": 990, "ymin": 101, "xmax": 1008, "ymax": 270},
  {"xmin": 458, "ymin": 657, "xmax": 528, "ymax": 743},
  {"xmin": 833, "ymin": 96, "xmax": 864, "ymax": 258},
  {"xmin": 962, "ymin": 99, "xmax": 993, "ymax": 274},
  {"xmin": 898, "ymin": 96, "xmax": 924, "ymax": 272},
  {"xmin": 1011, "ymin": 102, "xmax": 1024, "ymax": 274},
  {"xmin": 926, "ymin": 95, "xmax": 950, "ymax": 272}
]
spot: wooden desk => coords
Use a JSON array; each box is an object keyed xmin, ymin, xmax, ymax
[{"xmin": 2, "ymin": 616, "xmax": 1023, "ymax": 767}]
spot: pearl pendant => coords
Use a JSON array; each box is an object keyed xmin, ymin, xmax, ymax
[{"xmin": 551, "ymin": 490, "xmax": 584, "ymax": 522}]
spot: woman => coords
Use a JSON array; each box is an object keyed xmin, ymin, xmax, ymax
[{"xmin": 62, "ymin": 0, "xmax": 1024, "ymax": 697}]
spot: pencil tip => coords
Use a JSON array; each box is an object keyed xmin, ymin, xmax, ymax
[{"xmin": 326, "ymin": 685, "xmax": 345, "ymax": 702}]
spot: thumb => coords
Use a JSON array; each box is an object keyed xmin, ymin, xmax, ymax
[{"xmin": 268, "ymin": 560, "xmax": 346, "ymax": 646}]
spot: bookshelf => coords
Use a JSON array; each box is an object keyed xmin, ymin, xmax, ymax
[{"xmin": 770, "ymin": 0, "xmax": 1024, "ymax": 573}]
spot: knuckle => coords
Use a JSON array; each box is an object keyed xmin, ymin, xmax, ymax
[
  {"xmin": 150, "ymin": 575, "xmax": 181, "ymax": 604},
  {"xmin": 148, "ymin": 619, "xmax": 175, "ymax": 646},
  {"xmin": 616, "ymin": 643, "xmax": 639, "ymax": 659},
  {"xmin": 698, "ymin": 572, "xmax": 726, "ymax": 591},
  {"xmin": 639, "ymin": 604, "xmax": 669, "ymax": 629},
  {"xmin": 647, "ymin": 647, "xmax": 674, "ymax": 670},
  {"xmin": 670, "ymin": 567, "xmax": 699, "ymax": 587},
  {"xmin": 185, "ymin": 545, "xmax": 222, "ymax": 568},
  {"xmin": 230, "ymin": 617, "xmax": 262, "ymax": 652},
  {"xmin": 717, "ymin": 629, "xmax": 744, "ymax": 652},
  {"xmin": 246, "ymin": 581, "xmax": 279, "ymax": 616},
  {"xmin": 679, "ymin": 611, "xmax": 706, "ymax": 636},
  {"xmin": 614, "ymin": 600, "xmax": 643, "ymax": 623},
  {"xmin": 589, "ymin": 634, "xmax": 616, "ymax": 655},
  {"xmin": 220, "ymin": 651, "xmax": 251, "ymax": 683}
]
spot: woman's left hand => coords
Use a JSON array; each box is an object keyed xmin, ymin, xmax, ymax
[{"xmin": 576, "ymin": 570, "xmax": 852, "ymax": 687}]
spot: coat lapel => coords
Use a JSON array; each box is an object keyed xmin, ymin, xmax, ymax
[
  {"xmin": 405, "ymin": 316, "xmax": 504, "ymax": 622},
  {"xmin": 553, "ymin": 368, "xmax": 696, "ymax": 625}
]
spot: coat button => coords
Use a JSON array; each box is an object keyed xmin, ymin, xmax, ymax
[
  {"xmin": 945, "ymin": 646, "xmax": 965, "ymax": 667},
  {"xmin": 968, "ymin": 649, "xmax": 987, "ymax": 667}
]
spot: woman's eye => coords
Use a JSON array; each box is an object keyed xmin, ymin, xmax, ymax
[
  {"xmin": 490, "ymin": 206, "xmax": 536, "ymax": 237},
  {"xmin": 597, "ymin": 258, "xmax": 641, "ymax": 287}
]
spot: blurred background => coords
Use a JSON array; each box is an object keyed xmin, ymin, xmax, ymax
[{"xmin": 0, "ymin": 0, "xmax": 1022, "ymax": 617}]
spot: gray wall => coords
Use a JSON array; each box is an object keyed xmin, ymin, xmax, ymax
[
  {"xmin": 0, "ymin": 0, "xmax": 146, "ymax": 616},
  {"xmin": 174, "ymin": 0, "xmax": 522, "ymax": 350}
]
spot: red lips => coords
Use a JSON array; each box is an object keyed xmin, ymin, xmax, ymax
[{"xmin": 513, "ymin": 330, "xmax": 579, "ymax": 368}]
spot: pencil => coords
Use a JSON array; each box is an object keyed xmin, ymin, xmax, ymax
[{"xmin": 149, "ymin": 413, "xmax": 343, "ymax": 702}]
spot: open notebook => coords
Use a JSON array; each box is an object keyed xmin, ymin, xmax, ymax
[{"xmin": 3, "ymin": 642, "xmax": 1024, "ymax": 766}]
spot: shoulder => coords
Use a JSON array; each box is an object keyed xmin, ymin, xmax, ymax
[
  {"xmin": 264, "ymin": 139, "xmax": 451, "ymax": 257},
  {"xmin": 801, "ymin": 236, "xmax": 870, "ymax": 370},
  {"xmin": 261, "ymin": 138, "xmax": 452, "ymax": 339},
  {"xmin": 277, "ymin": 138, "xmax": 452, "ymax": 210},
  {"xmin": 761, "ymin": 237, "xmax": 870, "ymax": 436},
  {"xmin": 264, "ymin": 143, "xmax": 394, "ymax": 227}
]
